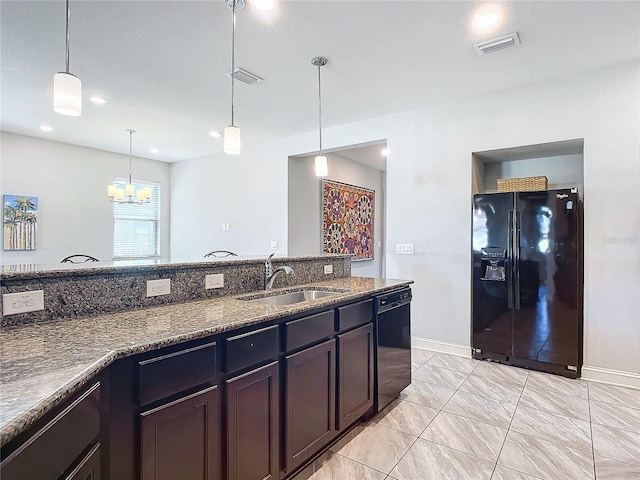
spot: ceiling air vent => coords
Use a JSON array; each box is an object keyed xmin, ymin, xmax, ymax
[
  {"xmin": 474, "ymin": 32, "xmax": 520, "ymax": 55},
  {"xmin": 227, "ymin": 68, "xmax": 263, "ymax": 85}
]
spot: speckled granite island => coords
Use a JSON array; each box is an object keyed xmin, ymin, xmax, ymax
[{"xmin": 1, "ymin": 255, "xmax": 412, "ymax": 480}]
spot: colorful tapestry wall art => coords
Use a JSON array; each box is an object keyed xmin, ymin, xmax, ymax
[
  {"xmin": 322, "ymin": 180, "xmax": 374, "ymax": 261},
  {"xmin": 3, "ymin": 194, "xmax": 38, "ymax": 251}
]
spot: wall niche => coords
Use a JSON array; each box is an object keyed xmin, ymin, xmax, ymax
[{"xmin": 472, "ymin": 139, "xmax": 584, "ymax": 197}]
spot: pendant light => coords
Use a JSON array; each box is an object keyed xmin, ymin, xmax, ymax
[
  {"xmin": 108, "ymin": 130, "xmax": 152, "ymax": 204},
  {"xmin": 53, "ymin": 0, "xmax": 82, "ymax": 116},
  {"xmin": 312, "ymin": 57, "xmax": 328, "ymax": 177},
  {"xmin": 223, "ymin": 0, "xmax": 244, "ymax": 155}
]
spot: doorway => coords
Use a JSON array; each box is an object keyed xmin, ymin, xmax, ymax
[{"xmin": 288, "ymin": 141, "xmax": 387, "ymax": 278}]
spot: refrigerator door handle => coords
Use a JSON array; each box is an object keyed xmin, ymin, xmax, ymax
[
  {"xmin": 514, "ymin": 210, "xmax": 521, "ymax": 310},
  {"xmin": 507, "ymin": 209, "xmax": 514, "ymax": 309}
]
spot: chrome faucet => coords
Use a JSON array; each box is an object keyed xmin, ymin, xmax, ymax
[{"xmin": 265, "ymin": 253, "xmax": 294, "ymax": 290}]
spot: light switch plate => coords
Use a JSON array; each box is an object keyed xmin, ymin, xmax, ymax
[
  {"xmin": 396, "ymin": 243, "xmax": 414, "ymax": 255},
  {"xmin": 324, "ymin": 264, "xmax": 333, "ymax": 274},
  {"xmin": 205, "ymin": 274, "xmax": 224, "ymax": 289},
  {"xmin": 147, "ymin": 279, "xmax": 171, "ymax": 297},
  {"xmin": 3, "ymin": 290, "xmax": 45, "ymax": 316}
]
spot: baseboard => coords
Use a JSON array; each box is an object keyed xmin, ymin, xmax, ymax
[
  {"xmin": 581, "ymin": 365, "xmax": 640, "ymax": 389},
  {"xmin": 412, "ymin": 337, "xmax": 470, "ymax": 358}
]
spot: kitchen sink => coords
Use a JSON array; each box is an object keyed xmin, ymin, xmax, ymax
[{"xmin": 239, "ymin": 289, "xmax": 345, "ymax": 306}]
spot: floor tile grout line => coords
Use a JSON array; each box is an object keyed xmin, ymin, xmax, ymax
[
  {"xmin": 490, "ymin": 366, "xmax": 529, "ymax": 479},
  {"xmin": 588, "ymin": 382, "xmax": 598, "ymax": 479},
  {"xmin": 589, "ymin": 396, "xmax": 640, "ymax": 412},
  {"xmin": 330, "ymin": 451, "xmax": 395, "ymax": 477},
  {"xmin": 381, "ymin": 423, "xmax": 428, "ymax": 478},
  {"xmin": 437, "ymin": 408, "xmax": 513, "ymax": 430},
  {"xmin": 414, "ymin": 434, "xmax": 502, "ymax": 465}
]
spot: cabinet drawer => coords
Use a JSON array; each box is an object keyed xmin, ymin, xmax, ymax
[
  {"xmin": 138, "ymin": 341, "xmax": 217, "ymax": 406},
  {"xmin": 226, "ymin": 325, "xmax": 279, "ymax": 374},
  {"xmin": 1, "ymin": 382, "xmax": 101, "ymax": 480},
  {"xmin": 285, "ymin": 310, "xmax": 335, "ymax": 352},
  {"xmin": 336, "ymin": 299, "xmax": 373, "ymax": 332}
]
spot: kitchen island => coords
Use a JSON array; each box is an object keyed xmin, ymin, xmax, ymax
[{"xmin": 1, "ymin": 274, "xmax": 412, "ymax": 480}]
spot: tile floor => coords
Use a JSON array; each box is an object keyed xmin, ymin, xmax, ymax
[{"xmin": 294, "ymin": 348, "xmax": 640, "ymax": 480}]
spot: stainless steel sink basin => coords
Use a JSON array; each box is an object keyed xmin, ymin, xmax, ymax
[{"xmin": 240, "ymin": 289, "xmax": 344, "ymax": 306}]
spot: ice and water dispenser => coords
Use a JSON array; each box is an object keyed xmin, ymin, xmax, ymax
[{"xmin": 480, "ymin": 247, "xmax": 506, "ymax": 281}]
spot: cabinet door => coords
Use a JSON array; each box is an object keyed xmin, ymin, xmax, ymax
[
  {"xmin": 0, "ymin": 382, "xmax": 101, "ymax": 480},
  {"xmin": 285, "ymin": 339, "xmax": 336, "ymax": 474},
  {"xmin": 226, "ymin": 361, "xmax": 279, "ymax": 480},
  {"xmin": 65, "ymin": 443, "xmax": 101, "ymax": 480},
  {"xmin": 337, "ymin": 323, "xmax": 374, "ymax": 431},
  {"xmin": 140, "ymin": 385, "xmax": 220, "ymax": 480}
]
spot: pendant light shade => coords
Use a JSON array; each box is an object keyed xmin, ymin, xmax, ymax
[
  {"xmin": 312, "ymin": 56, "xmax": 328, "ymax": 177},
  {"xmin": 224, "ymin": 0, "xmax": 244, "ymax": 155},
  {"xmin": 53, "ymin": 72, "xmax": 82, "ymax": 116},
  {"xmin": 315, "ymin": 155, "xmax": 328, "ymax": 177},
  {"xmin": 54, "ymin": 0, "xmax": 82, "ymax": 116},
  {"xmin": 224, "ymin": 125, "xmax": 241, "ymax": 155}
]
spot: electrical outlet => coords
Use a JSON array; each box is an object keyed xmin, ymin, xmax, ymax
[
  {"xmin": 147, "ymin": 279, "xmax": 171, "ymax": 297},
  {"xmin": 324, "ymin": 264, "xmax": 333, "ymax": 274},
  {"xmin": 3, "ymin": 290, "xmax": 45, "ymax": 316},
  {"xmin": 205, "ymin": 274, "xmax": 224, "ymax": 289},
  {"xmin": 270, "ymin": 241, "xmax": 278, "ymax": 250}
]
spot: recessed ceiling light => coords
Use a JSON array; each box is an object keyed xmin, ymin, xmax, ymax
[
  {"xmin": 471, "ymin": 5, "xmax": 502, "ymax": 32},
  {"xmin": 381, "ymin": 148, "xmax": 389, "ymax": 156},
  {"xmin": 251, "ymin": 0, "xmax": 273, "ymax": 11},
  {"xmin": 40, "ymin": 124, "xmax": 54, "ymax": 132},
  {"xmin": 474, "ymin": 12, "xmax": 499, "ymax": 28},
  {"xmin": 209, "ymin": 130, "xmax": 221, "ymax": 138},
  {"xmin": 89, "ymin": 95, "xmax": 107, "ymax": 105},
  {"xmin": 150, "ymin": 148, "xmax": 160, "ymax": 154}
]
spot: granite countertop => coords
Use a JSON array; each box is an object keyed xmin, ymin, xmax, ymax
[{"xmin": 0, "ymin": 276, "xmax": 411, "ymax": 447}]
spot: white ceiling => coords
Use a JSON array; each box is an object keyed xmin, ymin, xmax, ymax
[{"xmin": 1, "ymin": 1, "xmax": 638, "ymax": 163}]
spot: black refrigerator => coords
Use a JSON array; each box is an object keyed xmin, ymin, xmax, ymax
[{"xmin": 471, "ymin": 188, "xmax": 583, "ymax": 378}]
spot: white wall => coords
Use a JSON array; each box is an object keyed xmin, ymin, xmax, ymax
[
  {"xmin": 172, "ymin": 62, "xmax": 640, "ymax": 382},
  {"xmin": 0, "ymin": 132, "xmax": 171, "ymax": 265},
  {"xmin": 169, "ymin": 139, "xmax": 291, "ymax": 260},
  {"xmin": 288, "ymin": 152, "xmax": 385, "ymax": 278}
]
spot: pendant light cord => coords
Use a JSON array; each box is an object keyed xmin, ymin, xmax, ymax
[
  {"xmin": 128, "ymin": 130, "xmax": 134, "ymax": 184},
  {"xmin": 65, "ymin": 0, "xmax": 71, "ymax": 73},
  {"xmin": 317, "ymin": 64, "xmax": 323, "ymax": 155},
  {"xmin": 230, "ymin": 0, "xmax": 237, "ymax": 127}
]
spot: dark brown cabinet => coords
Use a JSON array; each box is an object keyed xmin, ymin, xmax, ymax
[
  {"xmin": 284, "ymin": 338, "xmax": 336, "ymax": 474},
  {"xmin": 140, "ymin": 385, "xmax": 220, "ymax": 480},
  {"xmin": 0, "ymin": 381, "xmax": 101, "ymax": 480},
  {"xmin": 226, "ymin": 361, "xmax": 280, "ymax": 480},
  {"xmin": 337, "ymin": 323, "xmax": 374, "ymax": 431},
  {"xmin": 66, "ymin": 443, "xmax": 101, "ymax": 480}
]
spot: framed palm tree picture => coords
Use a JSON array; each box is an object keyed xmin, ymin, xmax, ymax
[{"xmin": 3, "ymin": 194, "xmax": 38, "ymax": 251}]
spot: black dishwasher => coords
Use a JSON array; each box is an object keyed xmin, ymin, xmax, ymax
[{"xmin": 374, "ymin": 287, "xmax": 412, "ymax": 411}]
